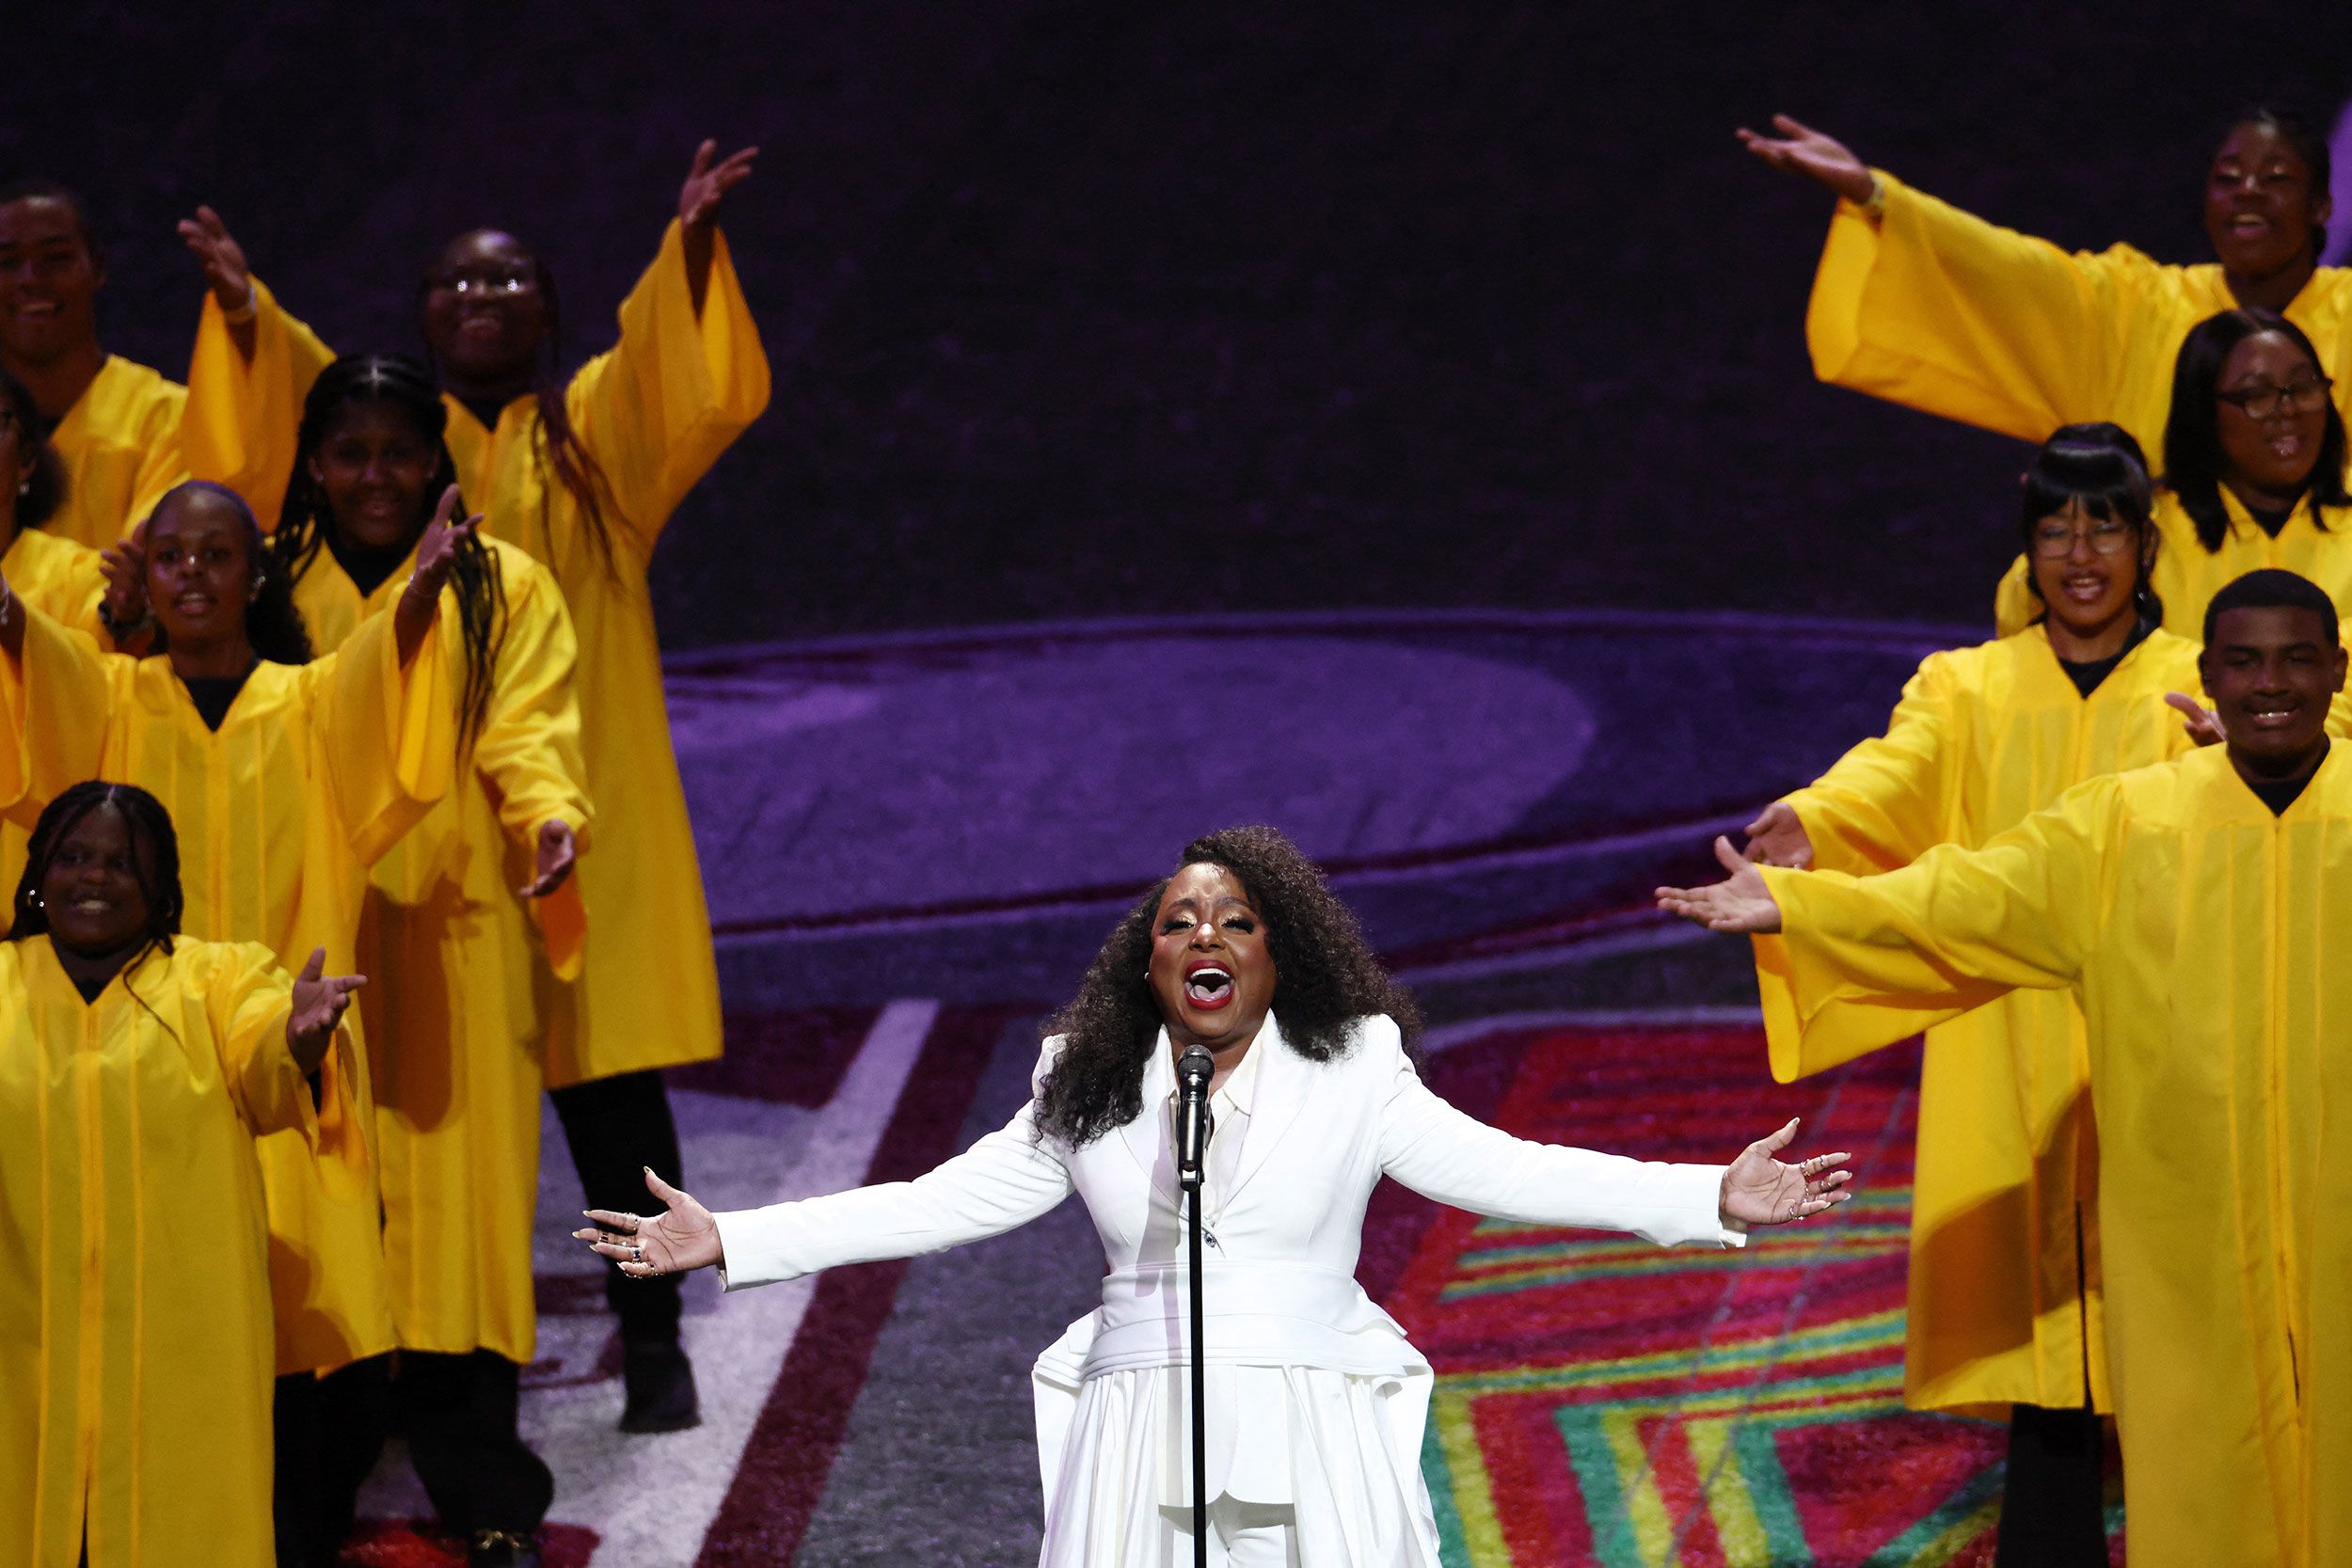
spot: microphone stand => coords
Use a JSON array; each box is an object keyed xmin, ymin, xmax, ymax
[{"xmin": 1175, "ymin": 1042, "xmax": 1215, "ymax": 1568}]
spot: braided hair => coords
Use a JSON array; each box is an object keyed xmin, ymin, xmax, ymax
[
  {"xmin": 8, "ymin": 782, "xmax": 183, "ymax": 947},
  {"xmin": 1032, "ymin": 825, "xmax": 1424, "ymax": 1148},
  {"xmin": 276, "ymin": 354, "xmax": 507, "ymax": 747}
]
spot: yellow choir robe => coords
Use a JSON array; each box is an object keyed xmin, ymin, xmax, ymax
[
  {"xmin": 1779, "ymin": 625, "xmax": 2201, "ymax": 1416},
  {"xmin": 182, "ymin": 217, "xmax": 769, "ymax": 1085},
  {"xmin": 0, "ymin": 527, "xmax": 108, "ymax": 897},
  {"xmin": 1806, "ymin": 170, "xmax": 2352, "ymax": 459},
  {"xmin": 293, "ymin": 533, "xmax": 590, "ymax": 1362},
  {"xmin": 1994, "ymin": 487, "xmax": 2352, "ymax": 641},
  {"xmin": 0, "ymin": 603, "xmax": 452, "ymax": 1374},
  {"xmin": 45, "ymin": 356, "xmax": 187, "ymax": 547},
  {"xmin": 1752, "ymin": 742, "xmax": 2352, "ymax": 1568},
  {"xmin": 0, "ymin": 938, "xmax": 329, "ymax": 1568}
]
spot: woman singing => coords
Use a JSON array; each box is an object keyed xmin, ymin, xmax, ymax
[{"xmin": 576, "ymin": 825, "xmax": 1852, "ymax": 1566}]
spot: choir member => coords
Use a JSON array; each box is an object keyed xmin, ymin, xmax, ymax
[
  {"xmin": 1661, "ymin": 570, "xmax": 2352, "ymax": 1568},
  {"xmin": 178, "ymin": 140, "xmax": 769, "ymax": 1430},
  {"xmin": 1740, "ymin": 426, "xmax": 2203, "ymax": 1564},
  {"xmin": 1740, "ymin": 109, "xmax": 2352, "ymax": 462},
  {"xmin": 0, "ymin": 478, "xmax": 464, "ymax": 1564},
  {"xmin": 1992, "ymin": 309, "xmax": 2352, "ymax": 638},
  {"xmin": 0, "ymin": 182, "xmax": 187, "ymax": 546},
  {"xmin": 267, "ymin": 352, "xmax": 589, "ymax": 1564},
  {"xmin": 0, "ymin": 783, "xmax": 363, "ymax": 1568}
]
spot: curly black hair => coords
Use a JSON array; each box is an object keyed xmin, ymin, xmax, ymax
[{"xmin": 1031, "ymin": 824, "xmax": 1424, "ymax": 1148}]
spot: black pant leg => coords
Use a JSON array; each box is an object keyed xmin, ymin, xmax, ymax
[
  {"xmin": 398, "ymin": 1350, "xmax": 554, "ymax": 1538},
  {"xmin": 272, "ymin": 1372, "xmax": 322, "ymax": 1568},
  {"xmin": 549, "ymin": 1069, "xmax": 686, "ymax": 1342},
  {"xmin": 1994, "ymin": 1402, "xmax": 2109, "ymax": 1568}
]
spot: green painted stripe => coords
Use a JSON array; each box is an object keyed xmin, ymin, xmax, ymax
[
  {"xmin": 1855, "ymin": 1459, "xmax": 2005, "ymax": 1566},
  {"xmin": 1454, "ymin": 1226, "xmax": 1909, "ymax": 1271},
  {"xmin": 1732, "ymin": 1420, "xmax": 1816, "ymax": 1561},
  {"xmin": 1436, "ymin": 1308, "xmax": 1909, "ymax": 1395},
  {"xmin": 1556, "ymin": 1408, "xmax": 1646, "ymax": 1568},
  {"xmin": 1419, "ymin": 1409, "xmax": 1474, "ymax": 1568},
  {"xmin": 1441, "ymin": 1239, "xmax": 1906, "ymax": 1298}
]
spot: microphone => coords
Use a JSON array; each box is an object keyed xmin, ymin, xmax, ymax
[{"xmin": 1175, "ymin": 1043, "xmax": 1216, "ymax": 1191}]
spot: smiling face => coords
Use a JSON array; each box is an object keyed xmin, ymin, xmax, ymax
[
  {"xmin": 310, "ymin": 401, "xmax": 440, "ymax": 552},
  {"xmin": 1145, "ymin": 863, "xmax": 1278, "ymax": 1052},
  {"xmin": 2215, "ymin": 330, "xmax": 2328, "ymax": 499},
  {"xmin": 2204, "ymin": 121, "xmax": 2328, "ymax": 281},
  {"xmin": 144, "ymin": 488, "xmax": 260, "ymax": 652},
  {"xmin": 40, "ymin": 802, "xmax": 151, "ymax": 954},
  {"xmin": 0, "ymin": 196, "xmax": 102, "ymax": 372},
  {"xmin": 2028, "ymin": 498, "xmax": 2146, "ymax": 640},
  {"xmin": 421, "ymin": 230, "xmax": 548, "ymax": 388},
  {"xmin": 2201, "ymin": 604, "xmax": 2345, "ymax": 769}
]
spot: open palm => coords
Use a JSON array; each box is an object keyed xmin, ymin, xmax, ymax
[
  {"xmin": 577, "ymin": 1169, "xmax": 723, "ymax": 1278},
  {"xmin": 1721, "ymin": 1118, "xmax": 1853, "ymax": 1227},
  {"xmin": 1734, "ymin": 114, "xmax": 1875, "ymax": 204},
  {"xmin": 1656, "ymin": 836, "xmax": 1784, "ymax": 932}
]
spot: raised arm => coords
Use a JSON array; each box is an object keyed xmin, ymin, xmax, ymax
[
  {"xmin": 565, "ymin": 141, "xmax": 772, "ymax": 560},
  {"xmin": 1742, "ymin": 114, "xmax": 2152, "ymax": 444},
  {"xmin": 179, "ymin": 205, "xmax": 341, "ymax": 528},
  {"xmin": 203, "ymin": 940, "xmax": 364, "ymax": 1136}
]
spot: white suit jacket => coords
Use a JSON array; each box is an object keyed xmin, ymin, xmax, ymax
[{"xmin": 715, "ymin": 1012, "xmax": 1740, "ymax": 1504}]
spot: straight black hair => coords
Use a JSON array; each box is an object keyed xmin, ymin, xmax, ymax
[
  {"xmin": 2162, "ymin": 309, "xmax": 2349, "ymax": 552},
  {"xmin": 2019, "ymin": 422, "xmax": 2164, "ymax": 627}
]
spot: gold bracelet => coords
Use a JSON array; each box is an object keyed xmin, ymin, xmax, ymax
[{"xmin": 1861, "ymin": 172, "xmax": 1888, "ymax": 222}]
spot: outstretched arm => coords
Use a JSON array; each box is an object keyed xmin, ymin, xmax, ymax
[{"xmin": 580, "ymin": 1097, "xmax": 1077, "ymax": 1291}]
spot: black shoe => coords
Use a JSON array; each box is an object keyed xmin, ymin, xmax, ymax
[
  {"xmin": 619, "ymin": 1339, "xmax": 702, "ymax": 1433},
  {"xmin": 468, "ymin": 1529, "xmax": 543, "ymax": 1568}
]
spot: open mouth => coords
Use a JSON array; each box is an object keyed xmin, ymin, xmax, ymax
[
  {"xmin": 2270, "ymin": 433, "xmax": 2305, "ymax": 461},
  {"xmin": 173, "ymin": 593, "xmax": 217, "ymax": 615},
  {"xmin": 2059, "ymin": 572, "xmax": 2108, "ymax": 604},
  {"xmin": 1183, "ymin": 961, "xmax": 1234, "ymax": 1010},
  {"xmin": 2245, "ymin": 702, "xmax": 2302, "ymax": 729}
]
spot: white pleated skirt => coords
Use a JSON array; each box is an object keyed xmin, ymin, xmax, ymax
[{"xmin": 1035, "ymin": 1361, "xmax": 1440, "ymax": 1568}]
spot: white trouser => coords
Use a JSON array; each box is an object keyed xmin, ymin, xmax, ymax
[{"xmin": 1163, "ymin": 1498, "xmax": 1300, "ymax": 1567}]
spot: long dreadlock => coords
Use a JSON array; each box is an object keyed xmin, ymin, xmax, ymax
[
  {"xmin": 275, "ymin": 354, "xmax": 507, "ymax": 747},
  {"xmin": 420, "ymin": 249, "xmax": 628, "ymax": 578}
]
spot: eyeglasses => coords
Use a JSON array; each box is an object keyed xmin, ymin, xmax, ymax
[
  {"xmin": 2031, "ymin": 518, "xmax": 2137, "ymax": 557},
  {"xmin": 428, "ymin": 270, "xmax": 535, "ymax": 297},
  {"xmin": 2216, "ymin": 376, "xmax": 2332, "ymax": 419}
]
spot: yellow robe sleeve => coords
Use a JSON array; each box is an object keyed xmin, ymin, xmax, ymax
[
  {"xmin": 1782, "ymin": 652, "xmax": 1954, "ymax": 874},
  {"xmin": 466, "ymin": 556, "xmax": 594, "ymax": 975},
  {"xmin": 1807, "ymin": 172, "xmax": 2155, "ymax": 444},
  {"xmin": 124, "ymin": 384, "xmax": 190, "ymax": 531},
  {"xmin": 182, "ymin": 276, "xmax": 339, "ymax": 529},
  {"xmin": 307, "ymin": 607, "xmax": 455, "ymax": 867},
  {"xmin": 0, "ymin": 606, "xmax": 114, "ymax": 819},
  {"xmin": 1993, "ymin": 554, "xmax": 2035, "ymax": 638},
  {"xmin": 200, "ymin": 942, "xmax": 324, "ymax": 1140},
  {"xmin": 1753, "ymin": 772, "xmax": 2118, "ymax": 1082},
  {"xmin": 568, "ymin": 219, "xmax": 772, "ymax": 560}
]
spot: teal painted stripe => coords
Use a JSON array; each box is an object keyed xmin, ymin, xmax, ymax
[
  {"xmin": 1441, "ymin": 1241, "xmax": 1906, "ymax": 1298},
  {"xmin": 1420, "ymin": 1412, "xmax": 1474, "ymax": 1568},
  {"xmin": 1557, "ymin": 1408, "xmax": 1646, "ymax": 1568},
  {"xmin": 1456, "ymin": 1225, "xmax": 1909, "ymax": 1269},
  {"xmin": 1855, "ymin": 1458, "xmax": 2005, "ymax": 1566},
  {"xmin": 1437, "ymin": 1314, "xmax": 1907, "ymax": 1396},
  {"xmin": 1732, "ymin": 1420, "xmax": 1815, "ymax": 1563}
]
